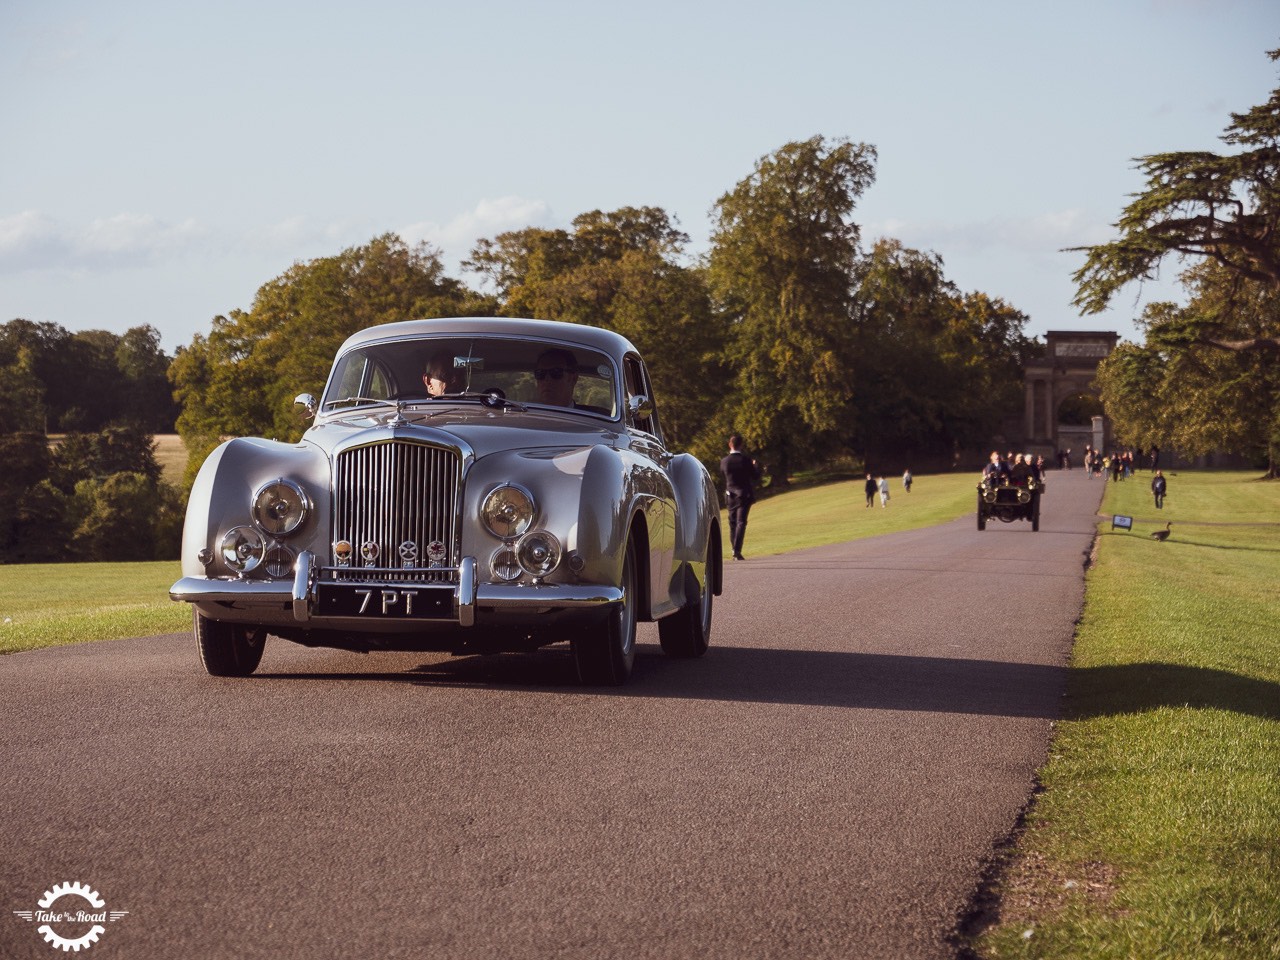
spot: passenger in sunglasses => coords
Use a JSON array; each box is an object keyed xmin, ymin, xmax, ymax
[{"xmin": 533, "ymin": 348, "xmax": 579, "ymax": 407}]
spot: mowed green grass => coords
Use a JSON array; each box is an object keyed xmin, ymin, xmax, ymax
[
  {"xmin": 976, "ymin": 469, "xmax": 1280, "ymax": 959},
  {"xmin": 0, "ymin": 561, "xmax": 188, "ymax": 654},
  {"xmin": 725, "ymin": 470, "xmax": 978, "ymax": 557}
]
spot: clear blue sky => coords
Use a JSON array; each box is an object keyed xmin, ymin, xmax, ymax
[{"xmin": 2, "ymin": 0, "xmax": 1277, "ymax": 354}]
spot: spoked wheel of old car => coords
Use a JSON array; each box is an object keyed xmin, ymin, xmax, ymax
[
  {"xmin": 658, "ymin": 530, "xmax": 713, "ymax": 659},
  {"xmin": 195, "ymin": 611, "xmax": 267, "ymax": 677},
  {"xmin": 572, "ymin": 538, "xmax": 637, "ymax": 686}
]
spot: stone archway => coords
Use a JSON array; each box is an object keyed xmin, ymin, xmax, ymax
[{"xmin": 1021, "ymin": 330, "xmax": 1118, "ymax": 457}]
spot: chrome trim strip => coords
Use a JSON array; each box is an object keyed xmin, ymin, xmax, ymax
[
  {"xmin": 170, "ymin": 577, "xmax": 295, "ymax": 603},
  {"xmin": 292, "ymin": 550, "xmax": 313, "ymax": 622},
  {"xmin": 170, "ymin": 572, "xmax": 621, "ymax": 618},
  {"xmin": 473, "ymin": 583, "xmax": 623, "ymax": 609},
  {"xmin": 458, "ymin": 556, "xmax": 477, "ymax": 627}
]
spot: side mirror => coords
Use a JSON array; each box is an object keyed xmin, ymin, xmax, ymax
[
  {"xmin": 628, "ymin": 395, "xmax": 653, "ymax": 420},
  {"xmin": 294, "ymin": 393, "xmax": 317, "ymax": 421}
]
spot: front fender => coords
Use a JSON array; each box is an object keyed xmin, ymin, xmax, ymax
[{"xmin": 180, "ymin": 437, "xmax": 332, "ymax": 578}]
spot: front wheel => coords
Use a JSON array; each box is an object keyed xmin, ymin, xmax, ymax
[
  {"xmin": 195, "ymin": 611, "xmax": 266, "ymax": 676},
  {"xmin": 571, "ymin": 538, "xmax": 637, "ymax": 685}
]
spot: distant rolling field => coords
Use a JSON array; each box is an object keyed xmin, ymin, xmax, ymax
[{"xmin": 153, "ymin": 433, "xmax": 188, "ymax": 485}]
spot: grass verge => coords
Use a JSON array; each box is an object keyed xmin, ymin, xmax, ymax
[
  {"xmin": 0, "ymin": 561, "xmax": 188, "ymax": 654},
  {"xmin": 972, "ymin": 470, "xmax": 1280, "ymax": 959}
]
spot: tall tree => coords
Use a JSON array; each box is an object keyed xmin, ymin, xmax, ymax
[
  {"xmin": 1071, "ymin": 49, "xmax": 1280, "ymax": 476},
  {"xmin": 465, "ymin": 207, "xmax": 725, "ymax": 450},
  {"xmin": 115, "ymin": 325, "xmax": 179, "ymax": 431},
  {"xmin": 848, "ymin": 240, "xmax": 1032, "ymax": 465},
  {"xmin": 1096, "ymin": 265, "xmax": 1280, "ymax": 475},
  {"xmin": 707, "ymin": 136, "xmax": 877, "ymax": 480}
]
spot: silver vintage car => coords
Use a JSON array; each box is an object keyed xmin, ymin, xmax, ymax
[{"xmin": 170, "ymin": 318, "xmax": 722, "ymax": 685}]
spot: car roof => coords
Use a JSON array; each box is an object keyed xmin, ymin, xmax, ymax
[{"xmin": 336, "ymin": 317, "xmax": 640, "ymax": 359}]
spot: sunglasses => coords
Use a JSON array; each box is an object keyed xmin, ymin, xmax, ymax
[{"xmin": 534, "ymin": 367, "xmax": 569, "ymax": 380}]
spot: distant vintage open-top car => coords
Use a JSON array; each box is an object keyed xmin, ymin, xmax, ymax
[
  {"xmin": 171, "ymin": 318, "xmax": 723, "ymax": 685},
  {"xmin": 976, "ymin": 474, "xmax": 1042, "ymax": 531}
]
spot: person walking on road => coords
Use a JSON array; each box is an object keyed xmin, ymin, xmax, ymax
[
  {"xmin": 1152, "ymin": 469, "xmax": 1168, "ymax": 509},
  {"xmin": 720, "ymin": 434, "xmax": 760, "ymax": 561}
]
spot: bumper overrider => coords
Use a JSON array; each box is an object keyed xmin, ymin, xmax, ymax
[{"xmin": 170, "ymin": 552, "xmax": 624, "ymax": 630}]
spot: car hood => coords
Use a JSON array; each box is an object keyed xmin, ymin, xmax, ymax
[{"xmin": 300, "ymin": 405, "xmax": 623, "ymax": 461}]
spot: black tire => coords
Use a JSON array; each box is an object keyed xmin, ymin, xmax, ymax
[
  {"xmin": 195, "ymin": 611, "xmax": 266, "ymax": 677},
  {"xmin": 977, "ymin": 491, "xmax": 987, "ymax": 531},
  {"xmin": 572, "ymin": 538, "xmax": 637, "ymax": 685},
  {"xmin": 658, "ymin": 533, "xmax": 713, "ymax": 659},
  {"xmin": 1032, "ymin": 505, "xmax": 1041, "ymax": 532}
]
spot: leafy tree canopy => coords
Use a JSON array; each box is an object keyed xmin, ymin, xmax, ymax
[
  {"xmin": 1079, "ymin": 49, "xmax": 1280, "ymax": 477},
  {"xmin": 464, "ymin": 207, "xmax": 725, "ymax": 450},
  {"xmin": 707, "ymin": 135, "xmax": 878, "ymax": 478},
  {"xmin": 1072, "ymin": 49, "xmax": 1280, "ymax": 325}
]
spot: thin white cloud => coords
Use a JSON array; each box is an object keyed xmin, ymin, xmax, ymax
[
  {"xmin": 868, "ymin": 209, "xmax": 1115, "ymax": 258},
  {"xmin": 399, "ymin": 196, "xmax": 556, "ymax": 261},
  {"xmin": 241, "ymin": 217, "xmax": 363, "ymax": 256},
  {"xmin": 0, "ymin": 210, "xmax": 210, "ymax": 271}
]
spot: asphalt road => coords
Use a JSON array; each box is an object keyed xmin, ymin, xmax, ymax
[{"xmin": 1, "ymin": 470, "xmax": 1104, "ymax": 960}]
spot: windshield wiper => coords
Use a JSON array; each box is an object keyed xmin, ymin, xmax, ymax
[{"xmin": 444, "ymin": 390, "xmax": 527, "ymax": 412}]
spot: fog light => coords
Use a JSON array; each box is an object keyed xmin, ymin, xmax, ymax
[
  {"xmin": 221, "ymin": 526, "xmax": 264, "ymax": 574},
  {"xmin": 263, "ymin": 544, "xmax": 296, "ymax": 578},
  {"xmin": 491, "ymin": 547, "xmax": 521, "ymax": 582},
  {"xmin": 516, "ymin": 531, "xmax": 561, "ymax": 578}
]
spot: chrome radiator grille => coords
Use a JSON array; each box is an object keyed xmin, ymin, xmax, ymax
[{"xmin": 331, "ymin": 440, "xmax": 461, "ymax": 583}]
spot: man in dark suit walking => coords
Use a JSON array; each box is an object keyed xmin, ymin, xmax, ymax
[{"xmin": 720, "ymin": 435, "xmax": 760, "ymax": 561}]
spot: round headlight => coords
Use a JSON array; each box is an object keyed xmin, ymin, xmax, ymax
[
  {"xmin": 491, "ymin": 546, "xmax": 522, "ymax": 582},
  {"xmin": 221, "ymin": 526, "xmax": 264, "ymax": 574},
  {"xmin": 253, "ymin": 479, "xmax": 309, "ymax": 536},
  {"xmin": 1017, "ymin": 489, "xmax": 1031, "ymax": 504},
  {"xmin": 481, "ymin": 484, "xmax": 535, "ymax": 539},
  {"xmin": 516, "ymin": 531, "xmax": 562, "ymax": 578}
]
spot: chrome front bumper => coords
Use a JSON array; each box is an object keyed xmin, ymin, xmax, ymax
[{"xmin": 169, "ymin": 552, "xmax": 624, "ymax": 627}]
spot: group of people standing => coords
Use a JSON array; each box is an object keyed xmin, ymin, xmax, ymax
[{"xmin": 1077, "ymin": 444, "xmax": 1161, "ymax": 481}]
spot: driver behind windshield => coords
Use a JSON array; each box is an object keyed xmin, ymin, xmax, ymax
[
  {"xmin": 533, "ymin": 348, "xmax": 579, "ymax": 407},
  {"xmin": 423, "ymin": 351, "xmax": 462, "ymax": 396}
]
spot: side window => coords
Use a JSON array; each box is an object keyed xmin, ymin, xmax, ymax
[{"xmin": 624, "ymin": 356, "xmax": 661, "ymax": 439}]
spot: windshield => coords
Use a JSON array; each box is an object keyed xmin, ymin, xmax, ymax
[{"xmin": 321, "ymin": 336, "xmax": 619, "ymax": 418}]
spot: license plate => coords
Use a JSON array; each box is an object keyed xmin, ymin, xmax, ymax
[{"xmin": 316, "ymin": 583, "xmax": 454, "ymax": 619}]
